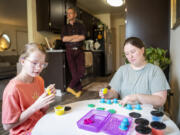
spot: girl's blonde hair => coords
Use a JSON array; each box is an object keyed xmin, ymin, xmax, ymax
[{"xmin": 19, "ymin": 43, "xmax": 46, "ymax": 62}]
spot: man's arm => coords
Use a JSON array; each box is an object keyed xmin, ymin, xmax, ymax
[{"xmin": 62, "ymin": 35, "xmax": 85, "ymax": 42}]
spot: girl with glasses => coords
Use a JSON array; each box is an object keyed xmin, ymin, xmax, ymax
[{"xmin": 2, "ymin": 43, "xmax": 56, "ymax": 135}]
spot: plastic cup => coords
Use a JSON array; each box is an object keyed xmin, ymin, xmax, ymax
[
  {"xmin": 150, "ymin": 121, "xmax": 166, "ymax": 135},
  {"xmin": 54, "ymin": 105, "xmax": 64, "ymax": 115},
  {"xmin": 151, "ymin": 111, "xmax": 164, "ymax": 122},
  {"xmin": 135, "ymin": 125, "xmax": 152, "ymax": 135}
]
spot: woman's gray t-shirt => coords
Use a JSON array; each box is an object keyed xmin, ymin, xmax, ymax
[{"xmin": 109, "ymin": 63, "xmax": 170, "ymax": 99}]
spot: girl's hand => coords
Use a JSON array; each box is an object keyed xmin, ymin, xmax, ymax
[
  {"xmin": 32, "ymin": 91, "xmax": 55, "ymax": 111},
  {"xmin": 46, "ymin": 84, "xmax": 56, "ymax": 95}
]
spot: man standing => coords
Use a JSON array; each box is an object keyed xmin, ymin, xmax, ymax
[{"xmin": 61, "ymin": 7, "xmax": 86, "ymax": 98}]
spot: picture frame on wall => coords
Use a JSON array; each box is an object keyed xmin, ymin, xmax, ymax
[{"xmin": 171, "ymin": 0, "xmax": 180, "ymax": 29}]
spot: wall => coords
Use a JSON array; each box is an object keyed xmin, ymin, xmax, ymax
[
  {"xmin": 27, "ymin": 0, "xmax": 60, "ymax": 47},
  {"xmin": 95, "ymin": 13, "xmax": 111, "ymax": 29},
  {"xmin": 170, "ymin": 26, "xmax": 180, "ymax": 127},
  {"xmin": 126, "ymin": 0, "xmax": 170, "ymax": 50},
  {"xmin": 0, "ymin": 23, "xmax": 27, "ymax": 56},
  {"xmin": 111, "ymin": 17, "xmax": 125, "ymax": 70}
]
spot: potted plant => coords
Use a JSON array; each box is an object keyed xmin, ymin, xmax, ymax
[
  {"xmin": 145, "ymin": 47, "xmax": 171, "ymax": 71},
  {"xmin": 123, "ymin": 47, "xmax": 171, "ymax": 71}
]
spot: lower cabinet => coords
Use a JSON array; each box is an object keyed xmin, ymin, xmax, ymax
[
  {"xmin": 41, "ymin": 51, "xmax": 70, "ymax": 92},
  {"xmin": 93, "ymin": 51, "xmax": 105, "ymax": 76}
]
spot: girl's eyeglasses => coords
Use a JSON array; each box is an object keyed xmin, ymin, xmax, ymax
[{"xmin": 26, "ymin": 59, "xmax": 48, "ymax": 69}]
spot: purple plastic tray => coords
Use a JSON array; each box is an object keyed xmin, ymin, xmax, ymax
[
  {"xmin": 77, "ymin": 109, "xmax": 133, "ymax": 135},
  {"xmin": 77, "ymin": 109, "xmax": 111, "ymax": 132},
  {"xmin": 102, "ymin": 114, "xmax": 133, "ymax": 135}
]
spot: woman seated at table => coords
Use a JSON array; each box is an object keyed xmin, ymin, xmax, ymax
[{"xmin": 99, "ymin": 37, "xmax": 170, "ymax": 108}]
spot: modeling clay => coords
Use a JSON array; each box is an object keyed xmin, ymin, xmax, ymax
[
  {"xmin": 106, "ymin": 99, "xmax": 112, "ymax": 104},
  {"xmin": 126, "ymin": 104, "xmax": 133, "ymax": 110},
  {"xmin": 102, "ymin": 88, "xmax": 108, "ymax": 94},
  {"xmin": 100, "ymin": 98, "xmax": 106, "ymax": 103},
  {"xmin": 96, "ymin": 107, "xmax": 105, "ymax": 110},
  {"xmin": 46, "ymin": 88, "xmax": 51, "ymax": 95},
  {"xmin": 84, "ymin": 118, "xmax": 93, "ymax": 124},
  {"xmin": 135, "ymin": 104, "xmax": 142, "ymax": 110},
  {"xmin": 108, "ymin": 109, "xmax": 116, "ymax": 114},
  {"xmin": 113, "ymin": 98, "xmax": 118, "ymax": 104},
  {"xmin": 88, "ymin": 104, "xmax": 95, "ymax": 108},
  {"xmin": 64, "ymin": 106, "xmax": 71, "ymax": 111}
]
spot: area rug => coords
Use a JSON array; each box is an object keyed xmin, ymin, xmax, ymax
[{"xmin": 83, "ymin": 82, "xmax": 109, "ymax": 91}]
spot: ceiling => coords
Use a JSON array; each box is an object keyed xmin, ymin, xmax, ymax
[
  {"xmin": 0, "ymin": 0, "xmax": 125, "ymax": 27},
  {"xmin": 77, "ymin": 0, "xmax": 125, "ymax": 15}
]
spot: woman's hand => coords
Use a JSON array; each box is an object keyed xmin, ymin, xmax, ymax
[
  {"xmin": 119, "ymin": 94, "xmax": 138, "ymax": 106},
  {"xmin": 99, "ymin": 89, "xmax": 119, "ymax": 99}
]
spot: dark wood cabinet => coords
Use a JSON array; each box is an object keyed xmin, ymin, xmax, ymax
[
  {"xmin": 36, "ymin": 0, "xmax": 77, "ymax": 33},
  {"xmin": 93, "ymin": 51, "xmax": 105, "ymax": 76},
  {"xmin": 50, "ymin": 0, "xmax": 66, "ymax": 33},
  {"xmin": 41, "ymin": 51, "xmax": 70, "ymax": 91},
  {"xmin": 36, "ymin": 0, "xmax": 50, "ymax": 32},
  {"xmin": 77, "ymin": 8, "xmax": 100, "ymax": 39},
  {"xmin": 66, "ymin": 0, "xmax": 77, "ymax": 9}
]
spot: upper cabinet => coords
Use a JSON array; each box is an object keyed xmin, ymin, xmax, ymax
[
  {"xmin": 77, "ymin": 8, "xmax": 100, "ymax": 40},
  {"xmin": 50, "ymin": 0, "xmax": 66, "ymax": 33},
  {"xmin": 36, "ymin": 0, "xmax": 76, "ymax": 34},
  {"xmin": 66, "ymin": 0, "xmax": 77, "ymax": 9}
]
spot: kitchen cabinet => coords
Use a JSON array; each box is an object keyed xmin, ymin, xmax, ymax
[
  {"xmin": 41, "ymin": 51, "xmax": 70, "ymax": 91},
  {"xmin": 36, "ymin": 0, "xmax": 76, "ymax": 33},
  {"xmin": 78, "ymin": 8, "xmax": 100, "ymax": 39},
  {"xmin": 66, "ymin": 0, "xmax": 77, "ymax": 10},
  {"xmin": 93, "ymin": 51, "xmax": 105, "ymax": 76}
]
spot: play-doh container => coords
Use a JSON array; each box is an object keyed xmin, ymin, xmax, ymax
[
  {"xmin": 135, "ymin": 118, "xmax": 149, "ymax": 126},
  {"xmin": 54, "ymin": 105, "xmax": 64, "ymax": 115},
  {"xmin": 150, "ymin": 110, "xmax": 164, "ymax": 122},
  {"xmin": 135, "ymin": 125, "xmax": 152, "ymax": 135},
  {"xmin": 150, "ymin": 121, "xmax": 166, "ymax": 135}
]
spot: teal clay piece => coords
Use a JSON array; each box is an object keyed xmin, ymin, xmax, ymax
[
  {"xmin": 108, "ymin": 109, "xmax": 116, "ymax": 114},
  {"xmin": 88, "ymin": 104, "xmax": 95, "ymax": 108},
  {"xmin": 96, "ymin": 107, "xmax": 105, "ymax": 110}
]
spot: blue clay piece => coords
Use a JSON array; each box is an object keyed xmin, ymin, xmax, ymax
[
  {"xmin": 113, "ymin": 98, "xmax": 118, "ymax": 104},
  {"xmin": 119, "ymin": 121, "xmax": 128, "ymax": 131},
  {"xmin": 135, "ymin": 104, "xmax": 142, "ymax": 110},
  {"xmin": 106, "ymin": 99, "xmax": 112, "ymax": 104},
  {"xmin": 100, "ymin": 98, "xmax": 106, "ymax": 103},
  {"xmin": 126, "ymin": 104, "xmax": 133, "ymax": 110}
]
